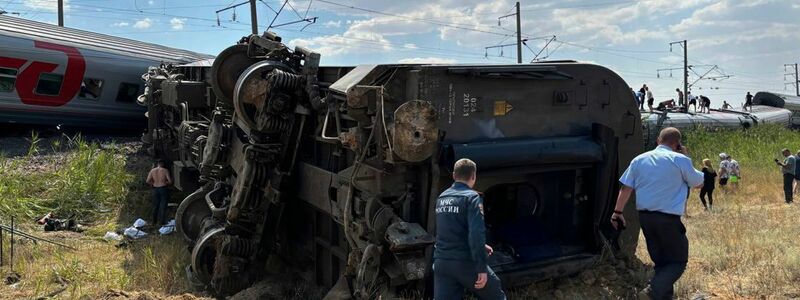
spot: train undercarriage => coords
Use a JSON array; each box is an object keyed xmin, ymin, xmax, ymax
[{"xmin": 140, "ymin": 31, "xmax": 643, "ymax": 298}]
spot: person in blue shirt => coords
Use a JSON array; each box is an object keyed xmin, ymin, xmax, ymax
[
  {"xmin": 433, "ymin": 158, "xmax": 506, "ymax": 300},
  {"xmin": 610, "ymin": 127, "xmax": 704, "ymax": 300}
]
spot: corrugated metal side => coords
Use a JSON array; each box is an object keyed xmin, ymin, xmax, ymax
[{"xmin": 0, "ymin": 15, "xmax": 213, "ymax": 63}]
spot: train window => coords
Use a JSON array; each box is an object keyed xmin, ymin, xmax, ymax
[
  {"xmin": 115, "ymin": 82, "xmax": 140, "ymax": 103},
  {"xmin": 0, "ymin": 67, "xmax": 18, "ymax": 92},
  {"xmin": 35, "ymin": 73, "xmax": 64, "ymax": 96},
  {"xmin": 79, "ymin": 78, "xmax": 104, "ymax": 100}
]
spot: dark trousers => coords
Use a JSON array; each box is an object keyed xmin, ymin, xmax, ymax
[
  {"xmin": 784, "ymin": 174, "xmax": 794, "ymax": 203},
  {"xmin": 699, "ymin": 187, "xmax": 714, "ymax": 208},
  {"xmin": 152, "ymin": 186, "xmax": 169, "ymax": 224},
  {"xmin": 639, "ymin": 211, "xmax": 688, "ymax": 300},
  {"xmin": 433, "ymin": 260, "xmax": 506, "ymax": 300}
]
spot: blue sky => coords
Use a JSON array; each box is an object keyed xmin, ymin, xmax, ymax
[{"xmin": 4, "ymin": 0, "xmax": 799, "ymax": 107}]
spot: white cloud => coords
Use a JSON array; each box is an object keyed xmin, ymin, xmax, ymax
[
  {"xmin": 398, "ymin": 57, "xmax": 457, "ymax": 64},
  {"xmin": 290, "ymin": 30, "xmax": 392, "ymax": 57},
  {"xmin": 133, "ymin": 18, "xmax": 152, "ymax": 29},
  {"xmin": 324, "ymin": 20, "xmax": 342, "ymax": 28},
  {"xmin": 22, "ymin": 0, "xmax": 69, "ymax": 11},
  {"xmin": 403, "ymin": 43, "xmax": 417, "ymax": 49},
  {"xmin": 112, "ymin": 22, "xmax": 129, "ymax": 27},
  {"xmin": 170, "ymin": 18, "xmax": 186, "ymax": 30},
  {"xmin": 148, "ymin": 0, "xmax": 155, "ymax": 5}
]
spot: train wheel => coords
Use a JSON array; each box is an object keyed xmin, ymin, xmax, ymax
[
  {"xmin": 175, "ymin": 187, "xmax": 212, "ymax": 243},
  {"xmin": 190, "ymin": 226, "xmax": 224, "ymax": 285},
  {"xmin": 210, "ymin": 44, "xmax": 260, "ymax": 105}
]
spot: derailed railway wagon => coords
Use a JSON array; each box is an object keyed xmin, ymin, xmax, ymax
[
  {"xmin": 753, "ymin": 91, "xmax": 800, "ymax": 126},
  {"xmin": 641, "ymin": 105, "xmax": 791, "ymax": 146},
  {"xmin": 140, "ymin": 32, "xmax": 643, "ymax": 298}
]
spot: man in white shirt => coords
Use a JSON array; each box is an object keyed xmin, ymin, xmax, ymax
[
  {"xmin": 646, "ymin": 86, "xmax": 655, "ymax": 112},
  {"xmin": 687, "ymin": 92, "xmax": 697, "ymax": 113}
]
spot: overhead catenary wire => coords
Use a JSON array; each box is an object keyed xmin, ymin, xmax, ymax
[
  {"xmin": 312, "ymin": 0, "xmax": 516, "ymax": 37},
  {"xmin": 5, "ymin": 0, "xmax": 786, "ymax": 97}
]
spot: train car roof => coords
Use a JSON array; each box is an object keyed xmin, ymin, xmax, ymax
[{"xmin": 0, "ymin": 15, "xmax": 213, "ymax": 64}]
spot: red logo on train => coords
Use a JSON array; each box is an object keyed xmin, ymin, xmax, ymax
[{"xmin": 0, "ymin": 40, "xmax": 86, "ymax": 107}]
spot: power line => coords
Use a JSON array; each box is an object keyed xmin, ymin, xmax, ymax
[
  {"xmin": 278, "ymin": 28, "xmax": 514, "ymax": 61},
  {"xmin": 555, "ymin": 40, "xmax": 677, "ymax": 66},
  {"xmin": 312, "ymin": 0, "xmax": 515, "ymax": 37},
  {"xmin": 520, "ymin": 0, "xmax": 639, "ymax": 12}
]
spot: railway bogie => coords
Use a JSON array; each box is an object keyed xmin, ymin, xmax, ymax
[{"xmin": 143, "ymin": 31, "xmax": 643, "ymax": 298}]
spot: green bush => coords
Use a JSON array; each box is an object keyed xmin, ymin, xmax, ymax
[
  {"xmin": 683, "ymin": 124, "xmax": 800, "ymax": 173},
  {"xmin": 0, "ymin": 136, "xmax": 132, "ymax": 222}
]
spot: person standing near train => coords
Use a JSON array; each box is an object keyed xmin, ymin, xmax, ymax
[
  {"xmin": 639, "ymin": 84, "xmax": 647, "ymax": 111},
  {"xmin": 728, "ymin": 155, "xmax": 740, "ymax": 190},
  {"xmin": 775, "ymin": 149, "xmax": 795, "ymax": 204},
  {"xmin": 699, "ymin": 159, "xmax": 717, "ymax": 210},
  {"xmin": 718, "ymin": 153, "xmax": 730, "ymax": 193},
  {"xmin": 794, "ymin": 150, "xmax": 800, "ymax": 195},
  {"xmin": 687, "ymin": 92, "xmax": 697, "ymax": 113},
  {"xmin": 146, "ymin": 160, "xmax": 172, "ymax": 225},
  {"xmin": 646, "ymin": 86, "xmax": 655, "ymax": 112},
  {"xmin": 611, "ymin": 127, "xmax": 704, "ymax": 300},
  {"xmin": 433, "ymin": 158, "xmax": 506, "ymax": 300},
  {"xmin": 745, "ymin": 92, "xmax": 753, "ymax": 111}
]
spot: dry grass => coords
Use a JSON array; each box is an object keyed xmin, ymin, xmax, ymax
[
  {"xmin": 638, "ymin": 125, "xmax": 800, "ymax": 299},
  {"xmin": 4, "ymin": 125, "xmax": 800, "ymax": 299},
  {"xmin": 0, "ymin": 138, "xmax": 203, "ymax": 300}
]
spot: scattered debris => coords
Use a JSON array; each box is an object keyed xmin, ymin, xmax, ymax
[
  {"xmin": 104, "ymin": 231, "xmax": 123, "ymax": 242},
  {"xmin": 123, "ymin": 218, "xmax": 148, "ymax": 239},
  {"xmin": 4, "ymin": 271, "xmax": 20, "ymax": 285},
  {"xmin": 123, "ymin": 227, "xmax": 147, "ymax": 239},
  {"xmin": 43, "ymin": 217, "xmax": 83, "ymax": 232},
  {"xmin": 159, "ymin": 220, "xmax": 175, "ymax": 235}
]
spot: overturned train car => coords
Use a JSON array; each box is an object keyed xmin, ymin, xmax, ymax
[
  {"xmin": 753, "ymin": 91, "xmax": 800, "ymax": 126},
  {"xmin": 641, "ymin": 105, "xmax": 791, "ymax": 146},
  {"xmin": 140, "ymin": 32, "xmax": 643, "ymax": 298}
]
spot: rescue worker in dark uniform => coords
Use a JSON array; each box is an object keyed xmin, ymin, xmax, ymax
[{"xmin": 433, "ymin": 158, "xmax": 506, "ymax": 300}]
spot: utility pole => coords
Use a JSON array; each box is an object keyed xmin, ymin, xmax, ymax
[
  {"xmin": 682, "ymin": 40, "xmax": 687, "ymax": 102},
  {"xmin": 515, "ymin": 2, "xmax": 521, "ymax": 64},
  {"xmin": 249, "ymin": 0, "xmax": 258, "ymax": 34},
  {"xmin": 217, "ymin": 1, "xmax": 265, "ymax": 34},
  {"xmin": 496, "ymin": 2, "xmax": 522, "ymax": 63},
  {"xmin": 667, "ymin": 40, "xmax": 688, "ymax": 103},
  {"xmin": 57, "ymin": 0, "xmax": 64, "ymax": 27},
  {"xmin": 785, "ymin": 63, "xmax": 799, "ymax": 96}
]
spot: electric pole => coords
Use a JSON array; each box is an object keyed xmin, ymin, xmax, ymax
[
  {"xmin": 515, "ymin": 2, "xmax": 521, "ymax": 64},
  {"xmin": 785, "ymin": 63, "xmax": 799, "ymax": 96},
  {"xmin": 217, "ymin": 1, "xmax": 264, "ymax": 34},
  {"xmin": 496, "ymin": 2, "xmax": 522, "ymax": 63},
  {"xmin": 668, "ymin": 40, "xmax": 688, "ymax": 103},
  {"xmin": 57, "ymin": 0, "xmax": 64, "ymax": 27},
  {"xmin": 682, "ymin": 40, "xmax": 687, "ymax": 102},
  {"xmin": 249, "ymin": 0, "xmax": 258, "ymax": 35}
]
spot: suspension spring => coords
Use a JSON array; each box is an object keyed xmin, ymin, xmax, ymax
[
  {"xmin": 268, "ymin": 69, "xmax": 303, "ymax": 90},
  {"xmin": 220, "ymin": 235, "xmax": 259, "ymax": 257}
]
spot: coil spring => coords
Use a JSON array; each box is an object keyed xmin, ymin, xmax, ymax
[
  {"xmin": 221, "ymin": 236, "xmax": 258, "ymax": 257},
  {"xmin": 268, "ymin": 69, "xmax": 303, "ymax": 90},
  {"xmin": 258, "ymin": 116, "xmax": 291, "ymax": 133}
]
